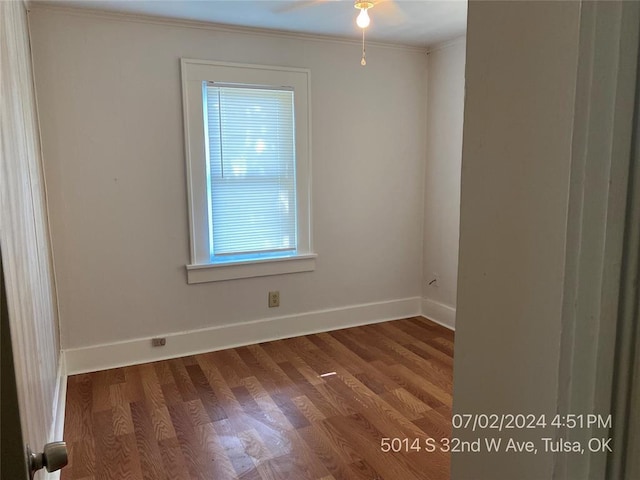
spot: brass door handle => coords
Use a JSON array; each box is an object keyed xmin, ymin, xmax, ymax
[{"xmin": 27, "ymin": 442, "xmax": 68, "ymax": 480}]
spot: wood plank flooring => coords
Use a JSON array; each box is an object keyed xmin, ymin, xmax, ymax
[{"xmin": 61, "ymin": 317, "xmax": 454, "ymax": 480}]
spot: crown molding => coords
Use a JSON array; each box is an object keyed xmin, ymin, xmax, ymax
[
  {"xmin": 426, "ymin": 35, "xmax": 466, "ymax": 55},
  {"xmin": 28, "ymin": 3, "xmax": 428, "ymax": 53}
]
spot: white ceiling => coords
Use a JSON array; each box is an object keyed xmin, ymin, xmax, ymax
[{"xmin": 42, "ymin": 0, "xmax": 467, "ymax": 47}]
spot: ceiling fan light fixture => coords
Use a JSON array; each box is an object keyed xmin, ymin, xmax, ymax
[
  {"xmin": 355, "ymin": 0, "xmax": 374, "ymax": 66},
  {"xmin": 354, "ymin": 1, "xmax": 374, "ymax": 10},
  {"xmin": 356, "ymin": 9, "xmax": 370, "ymax": 28},
  {"xmin": 354, "ymin": 1, "xmax": 374, "ymax": 29}
]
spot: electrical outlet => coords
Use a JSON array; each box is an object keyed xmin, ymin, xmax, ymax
[
  {"xmin": 151, "ymin": 337, "xmax": 166, "ymax": 347},
  {"xmin": 268, "ymin": 291, "xmax": 280, "ymax": 308}
]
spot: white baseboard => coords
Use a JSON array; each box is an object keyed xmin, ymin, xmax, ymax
[
  {"xmin": 64, "ymin": 297, "xmax": 422, "ymax": 375},
  {"xmin": 421, "ymin": 297, "xmax": 456, "ymax": 330}
]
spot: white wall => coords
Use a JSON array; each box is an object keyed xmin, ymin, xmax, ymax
[
  {"xmin": 0, "ymin": 0, "xmax": 63, "ymax": 466},
  {"xmin": 28, "ymin": 8, "xmax": 427, "ymax": 359},
  {"xmin": 422, "ymin": 38, "xmax": 465, "ymax": 328},
  {"xmin": 452, "ymin": 2, "xmax": 581, "ymax": 479}
]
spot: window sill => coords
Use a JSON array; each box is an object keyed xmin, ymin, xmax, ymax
[{"xmin": 186, "ymin": 253, "xmax": 317, "ymax": 284}]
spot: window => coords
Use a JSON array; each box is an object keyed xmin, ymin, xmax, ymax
[
  {"xmin": 181, "ymin": 59, "xmax": 315, "ymax": 283},
  {"xmin": 205, "ymin": 84, "xmax": 296, "ymax": 261}
]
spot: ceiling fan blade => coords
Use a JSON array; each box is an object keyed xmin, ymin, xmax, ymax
[
  {"xmin": 373, "ymin": 0, "xmax": 407, "ymax": 25},
  {"xmin": 272, "ymin": 0, "xmax": 331, "ymax": 14}
]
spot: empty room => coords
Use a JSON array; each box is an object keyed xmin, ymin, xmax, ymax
[{"xmin": 2, "ymin": 1, "xmax": 639, "ymax": 480}]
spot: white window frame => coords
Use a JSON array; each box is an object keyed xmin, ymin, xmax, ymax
[{"xmin": 181, "ymin": 59, "xmax": 315, "ymax": 284}]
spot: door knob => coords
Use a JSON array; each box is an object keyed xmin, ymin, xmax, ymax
[{"xmin": 27, "ymin": 442, "xmax": 68, "ymax": 479}]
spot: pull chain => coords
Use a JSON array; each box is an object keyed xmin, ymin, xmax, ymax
[{"xmin": 361, "ymin": 28, "xmax": 367, "ymax": 66}]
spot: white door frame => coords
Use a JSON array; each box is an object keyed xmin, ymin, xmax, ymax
[
  {"xmin": 607, "ymin": 20, "xmax": 640, "ymax": 479},
  {"xmin": 0, "ymin": 1, "xmax": 65, "ymax": 477},
  {"xmin": 554, "ymin": 1, "xmax": 640, "ymax": 479}
]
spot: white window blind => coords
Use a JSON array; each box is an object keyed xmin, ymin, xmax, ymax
[{"xmin": 203, "ymin": 83, "xmax": 297, "ymax": 261}]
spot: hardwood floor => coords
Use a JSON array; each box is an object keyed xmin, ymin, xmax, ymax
[{"xmin": 61, "ymin": 317, "xmax": 454, "ymax": 480}]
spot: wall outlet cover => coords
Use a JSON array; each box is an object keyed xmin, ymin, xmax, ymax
[{"xmin": 269, "ymin": 291, "xmax": 280, "ymax": 308}]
